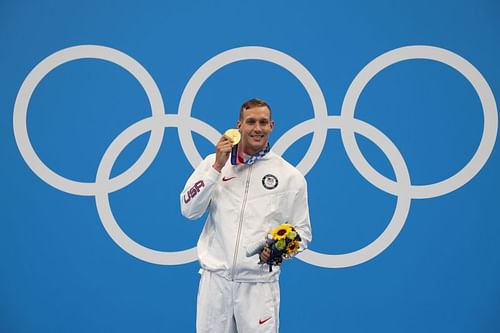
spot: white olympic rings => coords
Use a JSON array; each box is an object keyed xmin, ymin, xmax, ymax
[{"xmin": 13, "ymin": 44, "xmax": 498, "ymax": 268}]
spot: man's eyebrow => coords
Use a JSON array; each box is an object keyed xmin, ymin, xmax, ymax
[{"xmin": 245, "ymin": 117, "xmax": 269, "ymax": 121}]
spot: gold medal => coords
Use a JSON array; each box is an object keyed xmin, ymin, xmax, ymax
[{"xmin": 224, "ymin": 129, "xmax": 241, "ymax": 145}]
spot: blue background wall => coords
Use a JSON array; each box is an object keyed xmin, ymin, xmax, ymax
[{"xmin": 1, "ymin": 1, "xmax": 499, "ymax": 332}]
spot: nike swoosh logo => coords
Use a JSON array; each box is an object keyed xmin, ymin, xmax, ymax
[
  {"xmin": 222, "ymin": 176, "xmax": 236, "ymax": 182},
  {"xmin": 259, "ymin": 317, "xmax": 272, "ymax": 325}
]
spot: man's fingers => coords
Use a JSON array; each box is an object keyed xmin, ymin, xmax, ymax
[
  {"xmin": 259, "ymin": 247, "xmax": 271, "ymax": 262},
  {"xmin": 217, "ymin": 136, "xmax": 232, "ymax": 146},
  {"xmin": 218, "ymin": 145, "xmax": 232, "ymax": 153},
  {"xmin": 213, "ymin": 135, "xmax": 234, "ymax": 171},
  {"xmin": 219, "ymin": 135, "xmax": 232, "ymax": 144},
  {"xmin": 217, "ymin": 140, "xmax": 233, "ymax": 153}
]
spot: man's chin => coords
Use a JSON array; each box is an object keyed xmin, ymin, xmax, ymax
[
  {"xmin": 250, "ymin": 143, "xmax": 267, "ymax": 152},
  {"xmin": 241, "ymin": 139, "xmax": 268, "ymax": 154}
]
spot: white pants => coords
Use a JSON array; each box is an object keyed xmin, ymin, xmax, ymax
[{"xmin": 196, "ymin": 270, "xmax": 280, "ymax": 333}]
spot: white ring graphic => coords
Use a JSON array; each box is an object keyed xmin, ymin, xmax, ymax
[
  {"xmin": 297, "ymin": 116, "xmax": 411, "ymax": 268},
  {"xmin": 340, "ymin": 45, "xmax": 498, "ymax": 199},
  {"xmin": 177, "ymin": 46, "xmax": 329, "ymax": 176},
  {"xmin": 13, "ymin": 44, "xmax": 498, "ymax": 268},
  {"xmin": 13, "ymin": 45, "xmax": 165, "ymax": 196},
  {"xmin": 95, "ymin": 115, "xmax": 220, "ymax": 264}
]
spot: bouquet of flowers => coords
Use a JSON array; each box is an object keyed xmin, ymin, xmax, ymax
[{"xmin": 264, "ymin": 223, "xmax": 302, "ymax": 272}]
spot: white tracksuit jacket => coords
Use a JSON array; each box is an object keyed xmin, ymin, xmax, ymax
[{"xmin": 180, "ymin": 151, "xmax": 312, "ymax": 282}]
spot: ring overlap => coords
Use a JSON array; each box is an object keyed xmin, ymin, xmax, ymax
[{"xmin": 13, "ymin": 44, "xmax": 498, "ymax": 268}]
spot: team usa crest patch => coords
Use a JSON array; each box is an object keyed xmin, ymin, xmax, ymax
[{"xmin": 262, "ymin": 174, "xmax": 278, "ymax": 190}]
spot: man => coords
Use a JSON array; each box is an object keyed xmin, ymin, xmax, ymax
[{"xmin": 180, "ymin": 98, "xmax": 312, "ymax": 333}]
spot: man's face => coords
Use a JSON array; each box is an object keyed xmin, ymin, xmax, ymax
[{"xmin": 237, "ymin": 106, "xmax": 274, "ymax": 155}]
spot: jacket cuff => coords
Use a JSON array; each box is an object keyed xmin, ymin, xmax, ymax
[{"xmin": 207, "ymin": 165, "xmax": 221, "ymax": 183}]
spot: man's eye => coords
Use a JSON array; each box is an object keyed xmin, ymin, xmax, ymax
[{"xmin": 246, "ymin": 120, "xmax": 256, "ymax": 124}]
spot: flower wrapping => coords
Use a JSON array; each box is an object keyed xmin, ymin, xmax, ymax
[{"xmin": 264, "ymin": 223, "xmax": 302, "ymax": 272}]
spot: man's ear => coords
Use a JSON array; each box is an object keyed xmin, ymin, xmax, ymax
[{"xmin": 237, "ymin": 120, "xmax": 241, "ymax": 129}]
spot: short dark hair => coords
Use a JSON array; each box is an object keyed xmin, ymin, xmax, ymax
[{"xmin": 239, "ymin": 98, "xmax": 272, "ymax": 120}]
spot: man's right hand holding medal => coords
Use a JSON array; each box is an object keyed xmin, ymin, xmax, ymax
[{"xmin": 212, "ymin": 129, "xmax": 240, "ymax": 172}]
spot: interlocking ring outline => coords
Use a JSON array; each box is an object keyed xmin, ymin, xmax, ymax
[
  {"xmin": 13, "ymin": 45, "xmax": 166, "ymax": 196},
  {"xmin": 340, "ymin": 46, "xmax": 498, "ymax": 199},
  {"xmin": 13, "ymin": 44, "xmax": 497, "ymax": 268}
]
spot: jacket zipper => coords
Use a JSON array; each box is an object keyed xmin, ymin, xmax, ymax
[{"xmin": 230, "ymin": 164, "xmax": 253, "ymax": 280}]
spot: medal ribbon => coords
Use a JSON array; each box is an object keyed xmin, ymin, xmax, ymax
[{"xmin": 230, "ymin": 143, "xmax": 270, "ymax": 166}]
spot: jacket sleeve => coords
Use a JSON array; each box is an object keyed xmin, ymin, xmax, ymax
[
  {"xmin": 290, "ymin": 176, "xmax": 312, "ymax": 253},
  {"xmin": 180, "ymin": 154, "xmax": 220, "ymax": 220}
]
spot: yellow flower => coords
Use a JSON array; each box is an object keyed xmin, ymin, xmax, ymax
[
  {"xmin": 286, "ymin": 240, "xmax": 300, "ymax": 254},
  {"xmin": 272, "ymin": 224, "xmax": 292, "ymax": 240}
]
